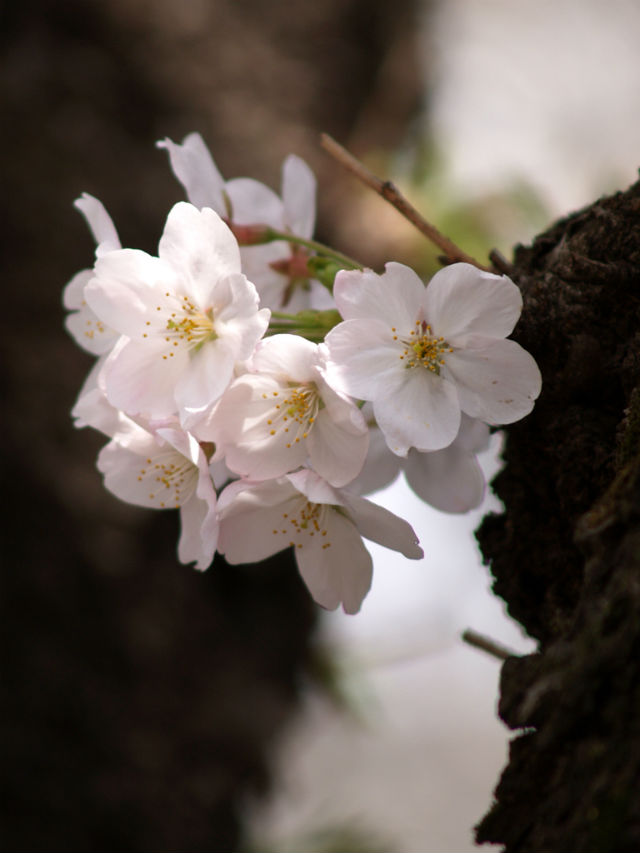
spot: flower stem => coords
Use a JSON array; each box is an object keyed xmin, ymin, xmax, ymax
[
  {"xmin": 461, "ymin": 628, "xmax": 514, "ymax": 660},
  {"xmin": 267, "ymin": 309, "xmax": 342, "ymax": 342},
  {"xmin": 266, "ymin": 228, "xmax": 362, "ymax": 270}
]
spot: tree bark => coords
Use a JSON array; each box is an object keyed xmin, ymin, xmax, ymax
[
  {"xmin": 475, "ymin": 178, "xmax": 640, "ymax": 852},
  {"xmin": 0, "ymin": 2, "xmax": 422, "ymax": 850}
]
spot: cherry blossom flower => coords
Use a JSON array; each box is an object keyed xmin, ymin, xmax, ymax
[
  {"xmin": 158, "ymin": 132, "xmax": 332, "ymax": 311},
  {"xmin": 157, "ymin": 132, "xmax": 226, "ymax": 213},
  {"xmin": 352, "ymin": 410, "xmax": 491, "ymax": 513},
  {"xmin": 97, "ymin": 420, "xmax": 219, "ymax": 570},
  {"xmin": 321, "ymin": 262, "xmax": 541, "ymax": 455},
  {"xmin": 198, "ymin": 334, "xmax": 368, "ymax": 487},
  {"xmin": 71, "ymin": 357, "xmax": 128, "ymax": 436},
  {"xmin": 217, "ymin": 469, "xmax": 423, "ymax": 613},
  {"xmin": 63, "ymin": 193, "xmax": 121, "ymax": 356},
  {"xmin": 84, "ymin": 202, "xmax": 270, "ymax": 422},
  {"xmin": 63, "ymin": 140, "xmax": 547, "ymax": 616}
]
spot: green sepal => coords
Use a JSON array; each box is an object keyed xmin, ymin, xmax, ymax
[
  {"xmin": 295, "ymin": 309, "xmax": 342, "ymax": 333},
  {"xmin": 267, "ymin": 308, "xmax": 342, "ymax": 342},
  {"xmin": 306, "ymin": 256, "xmax": 351, "ymax": 291}
]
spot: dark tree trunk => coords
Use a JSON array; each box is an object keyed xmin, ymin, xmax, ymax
[
  {"xmin": 475, "ymin": 178, "xmax": 640, "ymax": 853},
  {"xmin": 0, "ymin": 2, "xmax": 422, "ymax": 851}
]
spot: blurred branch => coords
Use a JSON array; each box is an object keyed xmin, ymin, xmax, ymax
[
  {"xmin": 321, "ymin": 133, "xmax": 492, "ymax": 271},
  {"xmin": 462, "ymin": 628, "xmax": 514, "ymax": 661}
]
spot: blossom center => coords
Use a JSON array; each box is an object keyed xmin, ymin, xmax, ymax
[
  {"xmin": 396, "ymin": 320, "xmax": 453, "ymax": 374},
  {"xmin": 137, "ymin": 451, "xmax": 198, "ymax": 508},
  {"xmin": 166, "ymin": 295, "xmax": 217, "ymax": 349},
  {"xmin": 262, "ymin": 383, "xmax": 321, "ymax": 448},
  {"xmin": 272, "ymin": 500, "xmax": 332, "ymax": 551},
  {"xmin": 145, "ymin": 293, "xmax": 218, "ymax": 360}
]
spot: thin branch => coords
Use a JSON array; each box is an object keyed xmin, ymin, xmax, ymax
[
  {"xmin": 321, "ymin": 133, "xmax": 492, "ymax": 272},
  {"xmin": 489, "ymin": 248, "xmax": 515, "ymax": 276},
  {"xmin": 461, "ymin": 628, "xmax": 514, "ymax": 661}
]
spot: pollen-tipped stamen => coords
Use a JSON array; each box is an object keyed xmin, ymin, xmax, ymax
[
  {"xmin": 148, "ymin": 292, "xmax": 218, "ymax": 360},
  {"xmin": 399, "ymin": 320, "xmax": 453, "ymax": 373},
  {"xmin": 263, "ymin": 383, "xmax": 321, "ymax": 448},
  {"xmin": 138, "ymin": 452, "xmax": 198, "ymax": 508}
]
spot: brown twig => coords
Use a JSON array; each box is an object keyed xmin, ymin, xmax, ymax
[
  {"xmin": 489, "ymin": 248, "xmax": 515, "ymax": 276},
  {"xmin": 321, "ymin": 133, "xmax": 492, "ymax": 272},
  {"xmin": 461, "ymin": 628, "xmax": 514, "ymax": 661}
]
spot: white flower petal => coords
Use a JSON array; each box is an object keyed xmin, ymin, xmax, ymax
[
  {"xmin": 97, "ymin": 442, "xmax": 157, "ymax": 508},
  {"xmin": 158, "ymin": 203, "xmax": 241, "ymax": 307},
  {"xmin": 218, "ymin": 488, "xmax": 301, "ymax": 564},
  {"xmin": 404, "ymin": 445, "xmax": 486, "ymax": 513},
  {"xmin": 212, "ymin": 273, "xmax": 270, "ymax": 359},
  {"xmin": 374, "ymin": 370, "xmax": 461, "ymax": 454},
  {"xmin": 456, "ymin": 413, "xmax": 491, "ymax": 453},
  {"xmin": 334, "ymin": 262, "xmax": 424, "ymax": 327},
  {"xmin": 88, "ymin": 207, "xmax": 267, "ymax": 426},
  {"xmin": 296, "ymin": 511, "xmax": 373, "ymax": 614},
  {"xmin": 349, "ymin": 425, "xmax": 402, "ymax": 495},
  {"xmin": 342, "ymin": 493, "xmax": 423, "ymax": 559},
  {"xmin": 307, "ymin": 392, "xmax": 369, "ymax": 487},
  {"xmin": 209, "ymin": 346, "xmax": 365, "ymax": 486},
  {"xmin": 63, "ymin": 269, "xmax": 92, "ymax": 310},
  {"xmin": 238, "ymin": 242, "xmax": 288, "ymax": 304},
  {"xmin": 64, "ymin": 313, "xmax": 116, "ymax": 357},
  {"xmin": 211, "ymin": 376, "xmax": 308, "ymax": 480},
  {"xmin": 251, "ymin": 334, "xmax": 317, "ymax": 382},
  {"xmin": 155, "ymin": 426, "xmax": 197, "ymax": 461},
  {"xmin": 217, "ymin": 471, "xmax": 421, "ymax": 613},
  {"xmin": 98, "ymin": 420, "xmax": 218, "ymax": 568},
  {"xmin": 210, "ymin": 457, "xmax": 234, "ymax": 490},
  {"xmin": 308, "ymin": 279, "xmax": 336, "ymax": 311},
  {"xmin": 322, "ymin": 319, "xmax": 405, "ymax": 400},
  {"xmin": 157, "ymin": 133, "xmax": 226, "ymax": 213},
  {"xmin": 282, "ymin": 155, "xmax": 316, "ymax": 237},
  {"xmin": 102, "ymin": 336, "xmax": 187, "ymax": 418},
  {"xmin": 176, "ymin": 450, "xmax": 219, "ymax": 570},
  {"xmin": 98, "ymin": 435, "xmax": 197, "ymax": 510},
  {"xmin": 225, "ymin": 177, "xmax": 284, "ymax": 228},
  {"xmin": 445, "ymin": 338, "xmax": 542, "ymax": 424},
  {"xmin": 74, "ymin": 193, "xmax": 121, "ymax": 253},
  {"xmin": 206, "ymin": 374, "xmax": 271, "ymax": 439},
  {"xmin": 86, "ymin": 250, "xmax": 176, "ymax": 338},
  {"xmin": 64, "ymin": 271, "xmax": 118, "ymax": 356},
  {"xmin": 218, "ymin": 477, "xmax": 299, "ymax": 514},
  {"xmin": 424, "ymin": 263, "xmax": 523, "ymax": 342},
  {"xmin": 219, "ymin": 478, "xmax": 372, "ymax": 614},
  {"xmin": 174, "ymin": 340, "xmax": 235, "ymax": 415},
  {"xmin": 71, "ymin": 357, "xmax": 124, "ymax": 435},
  {"xmin": 286, "ymin": 468, "xmax": 344, "ymax": 506},
  {"xmin": 178, "ymin": 497, "xmax": 210, "ymax": 568}
]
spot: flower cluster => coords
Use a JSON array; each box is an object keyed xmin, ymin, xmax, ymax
[{"xmin": 64, "ymin": 133, "xmax": 542, "ymax": 613}]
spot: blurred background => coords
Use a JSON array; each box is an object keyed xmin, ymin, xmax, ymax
[{"xmin": 2, "ymin": 1, "xmax": 639, "ymax": 851}]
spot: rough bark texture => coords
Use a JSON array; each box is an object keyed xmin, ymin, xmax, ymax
[{"xmin": 475, "ymin": 179, "xmax": 640, "ymax": 852}]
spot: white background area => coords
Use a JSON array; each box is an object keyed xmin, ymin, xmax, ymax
[
  {"xmin": 429, "ymin": 0, "xmax": 640, "ymax": 217},
  {"xmin": 248, "ymin": 2, "xmax": 640, "ymax": 851}
]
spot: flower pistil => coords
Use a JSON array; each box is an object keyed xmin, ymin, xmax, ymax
[{"xmin": 396, "ymin": 320, "xmax": 453, "ymax": 373}]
